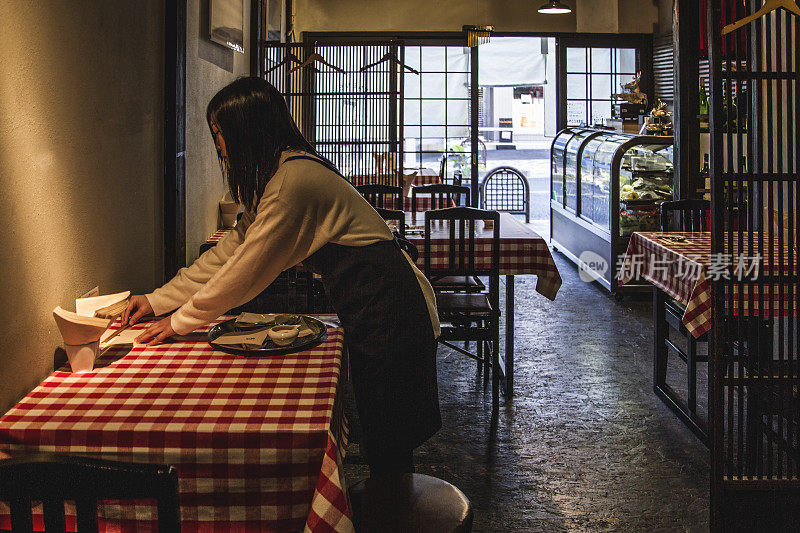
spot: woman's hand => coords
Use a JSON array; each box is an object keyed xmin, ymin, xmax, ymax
[
  {"xmin": 135, "ymin": 316, "xmax": 176, "ymax": 346},
  {"xmin": 122, "ymin": 295, "xmax": 154, "ymax": 326}
]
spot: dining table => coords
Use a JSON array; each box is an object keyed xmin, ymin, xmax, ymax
[
  {"xmin": 404, "ymin": 212, "xmax": 562, "ymax": 395},
  {"xmin": 199, "ymin": 213, "xmax": 561, "ymax": 396},
  {"xmin": 618, "ymin": 231, "xmax": 796, "ymax": 338},
  {"xmin": 0, "ymin": 316, "xmax": 353, "ymax": 533},
  {"xmin": 619, "ymin": 230, "xmax": 798, "ymax": 450}
]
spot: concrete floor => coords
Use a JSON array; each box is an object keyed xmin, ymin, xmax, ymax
[{"xmin": 343, "ymin": 252, "xmax": 710, "ymax": 532}]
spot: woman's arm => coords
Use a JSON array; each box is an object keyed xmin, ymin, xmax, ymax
[
  {"xmin": 144, "ymin": 209, "xmax": 255, "ymax": 316},
  {"xmin": 144, "ymin": 191, "xmax": 323, "ymax": 338}
]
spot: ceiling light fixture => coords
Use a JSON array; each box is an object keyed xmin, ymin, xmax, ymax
[{"xmin": 538, "ymin": 0, "xmax": 572, "ymax": 14}]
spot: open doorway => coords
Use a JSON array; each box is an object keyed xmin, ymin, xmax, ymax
[{"xmin": 477, "ymin": 37, "xmax": 557, "ymax": 237}]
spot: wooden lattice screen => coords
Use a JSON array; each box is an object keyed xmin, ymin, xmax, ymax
[
  {"xmin": 707, "ymin": 1, "xmax": 800, "ymax": 529},
  {"xmin": 262, "ymin": 41, "xmax": 404, "ymax": 187}
]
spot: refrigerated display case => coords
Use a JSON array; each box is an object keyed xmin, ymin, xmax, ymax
[{"xmin": 550, "ymin": 128, "xmax": 674, "ymax": 292}]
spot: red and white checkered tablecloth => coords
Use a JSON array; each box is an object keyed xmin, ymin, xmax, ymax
[
  {"xmin": 399, "ymin": 194, "xmax": 443, "ymax": 213},
  {"xmin": 0, "ymin": 316, "xmax": 353, "ymax": 533},
  {"xmin": 356, "ymin": 195, "xmax": 440, "ymax": 212},
  {"xmin": 619, "ymin": 232, "xmax": 797, "ymax": 338},
  {"xmin": 206, "ymin": 228, "xmax": 232, "ymax": 244},
  {"xmin": 346, "ymin": 168, "xmax": 440, "ymax": 188},
  {"xmin": 405, "ymin": 212, "xmax": 562, "ymax": 301}
]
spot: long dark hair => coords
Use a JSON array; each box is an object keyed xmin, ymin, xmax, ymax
[{"xmin": 206, "ymin": 77, "xmax": 325, "ymax": 210}]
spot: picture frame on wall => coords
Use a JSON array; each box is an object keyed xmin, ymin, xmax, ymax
[{"xmin": 209, "ymin": 0, "xmax": 244, "ymax": 53}]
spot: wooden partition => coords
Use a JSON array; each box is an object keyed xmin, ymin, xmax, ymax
[{"xmin": 707, "ymin": 1, "xmax": 800, "ymax": 529}]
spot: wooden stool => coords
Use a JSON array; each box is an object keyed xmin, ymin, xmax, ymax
[{"xmin": 348, "ymin": 473, "xmax": 473, "ymax": 533}]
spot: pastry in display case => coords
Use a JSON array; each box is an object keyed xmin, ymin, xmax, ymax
[
  {"xmin": 550, "ymin": 128, "xmax": 674, "ymax": 293},
  {"xmin": 618, "ymin": 145, "xmax": 674, "ymax": 236}
]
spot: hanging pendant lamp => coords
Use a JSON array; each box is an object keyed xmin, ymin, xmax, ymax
[{"xmin": 538, "ymin": 0, "xmax": 572, "ymax": 14}]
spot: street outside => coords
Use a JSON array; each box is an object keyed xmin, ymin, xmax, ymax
[
  {"xmin": 419, "ymin": 135, "xmax": 554, "ymax": 239},
  {"xmin": 481, "ymin": 136, "xmax": 553, "ymax": 239}
]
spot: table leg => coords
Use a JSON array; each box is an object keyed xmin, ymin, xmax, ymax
[{"xmin": 505, "ymin": 275, "xmax": 515, "ymax": 396}]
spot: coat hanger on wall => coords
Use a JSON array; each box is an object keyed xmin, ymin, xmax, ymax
[
  {"xmin": 289, "ymin": 52, "xmax": 345, "ymax": 73},
  {"xmin": 722, "ymin": 0, "xmax": 800, "ymax": 35},
  {"xmin": 265, "ymin": 50, "xmax": 303, "ymax": 74},
  {"xmin": 359, "ymin": 52, "xmax": 420, "ymax": 75}
]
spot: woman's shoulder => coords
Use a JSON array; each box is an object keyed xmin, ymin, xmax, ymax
[
  {"xmin": 266, "ymin": 150, "xmax": 346, "ymax": 205},
  {"xmin": 277, "ymin": 150, "xmax": 346, "ymax": 188}
]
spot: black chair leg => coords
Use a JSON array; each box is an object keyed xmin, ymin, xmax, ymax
[
  {"xmin": 479, "ymin": 341, "xmax": 488, "ymax": 383},
  {"xmin": 687, "ymin": 335, "xmax": 697, "ymax": 413},
  {"xmin": 653, "ymin": 289, "xmax": 668, "ymax": 392},
  {"xmin": 492, "ymin": 331, "xmax": 500, "ymax": 409}
]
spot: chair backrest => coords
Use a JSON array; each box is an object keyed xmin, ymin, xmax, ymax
[
  {"xmin": 660, "ymin": 199, "xmax": 710, "ymax": 232},
  {"xmin": 0, "ymin": 453, "xmax": 180, "ymax": 532},
  {"xmin": 412, "ymin": 184, "xmax": 470, "ymax": 212},
  {"xmin": 438, "ymin": 156, "xmax": 447, "ymax": 185},
  {"xmin": 356, "ymin": 184, "xmax": 402, "ymax": 210},
  {"xmin": 375, "ymin": 207, "xmax": 405, "ymax": 239},
  {"xmin": 283, "ymin": 266, "xmax": 316, "ymax": 314},
  {"xmin": 459, "ymin": 137, "xmax": 487, "ymax": 167},
  {"xmin": 479, "ymin": 166, "xmax": 530, "ymax": 220},
  {"xmin": 424, "ymin": 207, "xmax": 500, "ymax": 306}
]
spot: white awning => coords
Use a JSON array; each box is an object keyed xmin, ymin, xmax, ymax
[{"xmin": 478, "ymin": 37, "xmax": 548, "ymax": 87}]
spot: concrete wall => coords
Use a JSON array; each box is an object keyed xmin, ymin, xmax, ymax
[
  {"xmin": 185, "ymin": 0, "xmax": 251, "ymax": 264},
  {"xmin": 617, "ymin": 0, "xmax": 659, "ymax": 34},
  {"xmin": 294, "ymin": 0, "xmax": 658, "ymax": 36},
  {"xmin": 576, "ymin": 0, "xmax": 619, "ymax": 33},
  {"xmin": 0, "ymin": 1, "xmax": 165, "ymax": 413},
  {"xmin": 653, "ymin": 0, "xmax": 674, "ymax": 37}
]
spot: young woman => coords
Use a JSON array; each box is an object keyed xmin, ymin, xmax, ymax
[{"xmin": 123, "ymin": 77, "xmax": 440, "ymax": 475}]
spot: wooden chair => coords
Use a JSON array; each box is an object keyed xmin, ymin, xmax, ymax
[
  {"xmin": 438, "ymin": 159, "xmax": 463, "ymax": 187},
  {"xmin": 479, "ymin": 166, "xmax": 531, "ymax": 223},
  {"xmin": 375, "ymin": 207, "xmax": 406, "ymax": 239},
  {"xmin": 412, "ymin": 184, "xmax": 470, "ymax": 213},
  {"xmin": 349, "ymin": 473, "xmax": 473, "ymax": 533},
  {"xmin": 424, "ymin": 207, "xmax": 501, "ymax": 407},
  {"xmin": 356, "ymin": 184, "xmax": 403, "ymax": 210},
  {"xmin": 226, "ymin": 266, "xmax": 321, "ymax": 315},
  {"xmin": 654, "ymin": 199, "xmax": 711, "ymax": 443},
  {"xmin": 423, "ymin": 199, "xmax": 486, "ymax": 293},
  {"xmin": 200, "ymin": 237, "xmax": 321, "ymax": 314},
  {"xmin": 0, "ymin": 453, "xmax": 180, "ymax": 532},
  {"xmin": 659, "ymin": 199, "xmax": 710, "ymax": 232},
  {"xmin": 375, "ymin": 208, "xmax": 420, "ymax": 262}
]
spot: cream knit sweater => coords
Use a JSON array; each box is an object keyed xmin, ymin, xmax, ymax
[{"xmin": 146, "ymin": 151, "xmax": 439, "ymax": 337}]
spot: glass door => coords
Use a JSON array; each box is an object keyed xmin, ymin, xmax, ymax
[{"xmin": 402, "ymin": 44, "xmax": 473, "ymax": 191}]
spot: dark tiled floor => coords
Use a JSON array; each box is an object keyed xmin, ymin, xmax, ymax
[{"xmin": 343, "ymin": 253, "xmax": 710, "ymax": 532}]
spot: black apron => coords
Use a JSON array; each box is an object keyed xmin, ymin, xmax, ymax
[{"xmin": 283, "ymin": 155, "xmax": 441, "ymax": 454}]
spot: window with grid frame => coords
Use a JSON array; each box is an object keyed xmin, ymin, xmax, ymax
[
  {"xmin": 565, "ymin": 47, "xmax": 639, "ymax": 127},
  {"xmin": 402, "ymin": 45, "xmax": 472, "ymax": 180}
]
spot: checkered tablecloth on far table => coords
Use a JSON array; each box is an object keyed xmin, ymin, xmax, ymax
[
  {"xmin": 346, "ymin": 168, "xmax": 440, "ymax": 188},
  {"xmin": 0, "ymin": 316, "xmax": 353, "ymax": 533},
  {"xmin": 619, "ymin": 232, "xmax": 797, "ymax": 338},
  {"xmin": 405, "ymin": 212, "xmax": 562, "ymax": 301}
]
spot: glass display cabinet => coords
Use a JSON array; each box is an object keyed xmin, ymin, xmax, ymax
[{"xmin": 550, "ymin": 128, "xmax": 674, "ymax": 292}]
